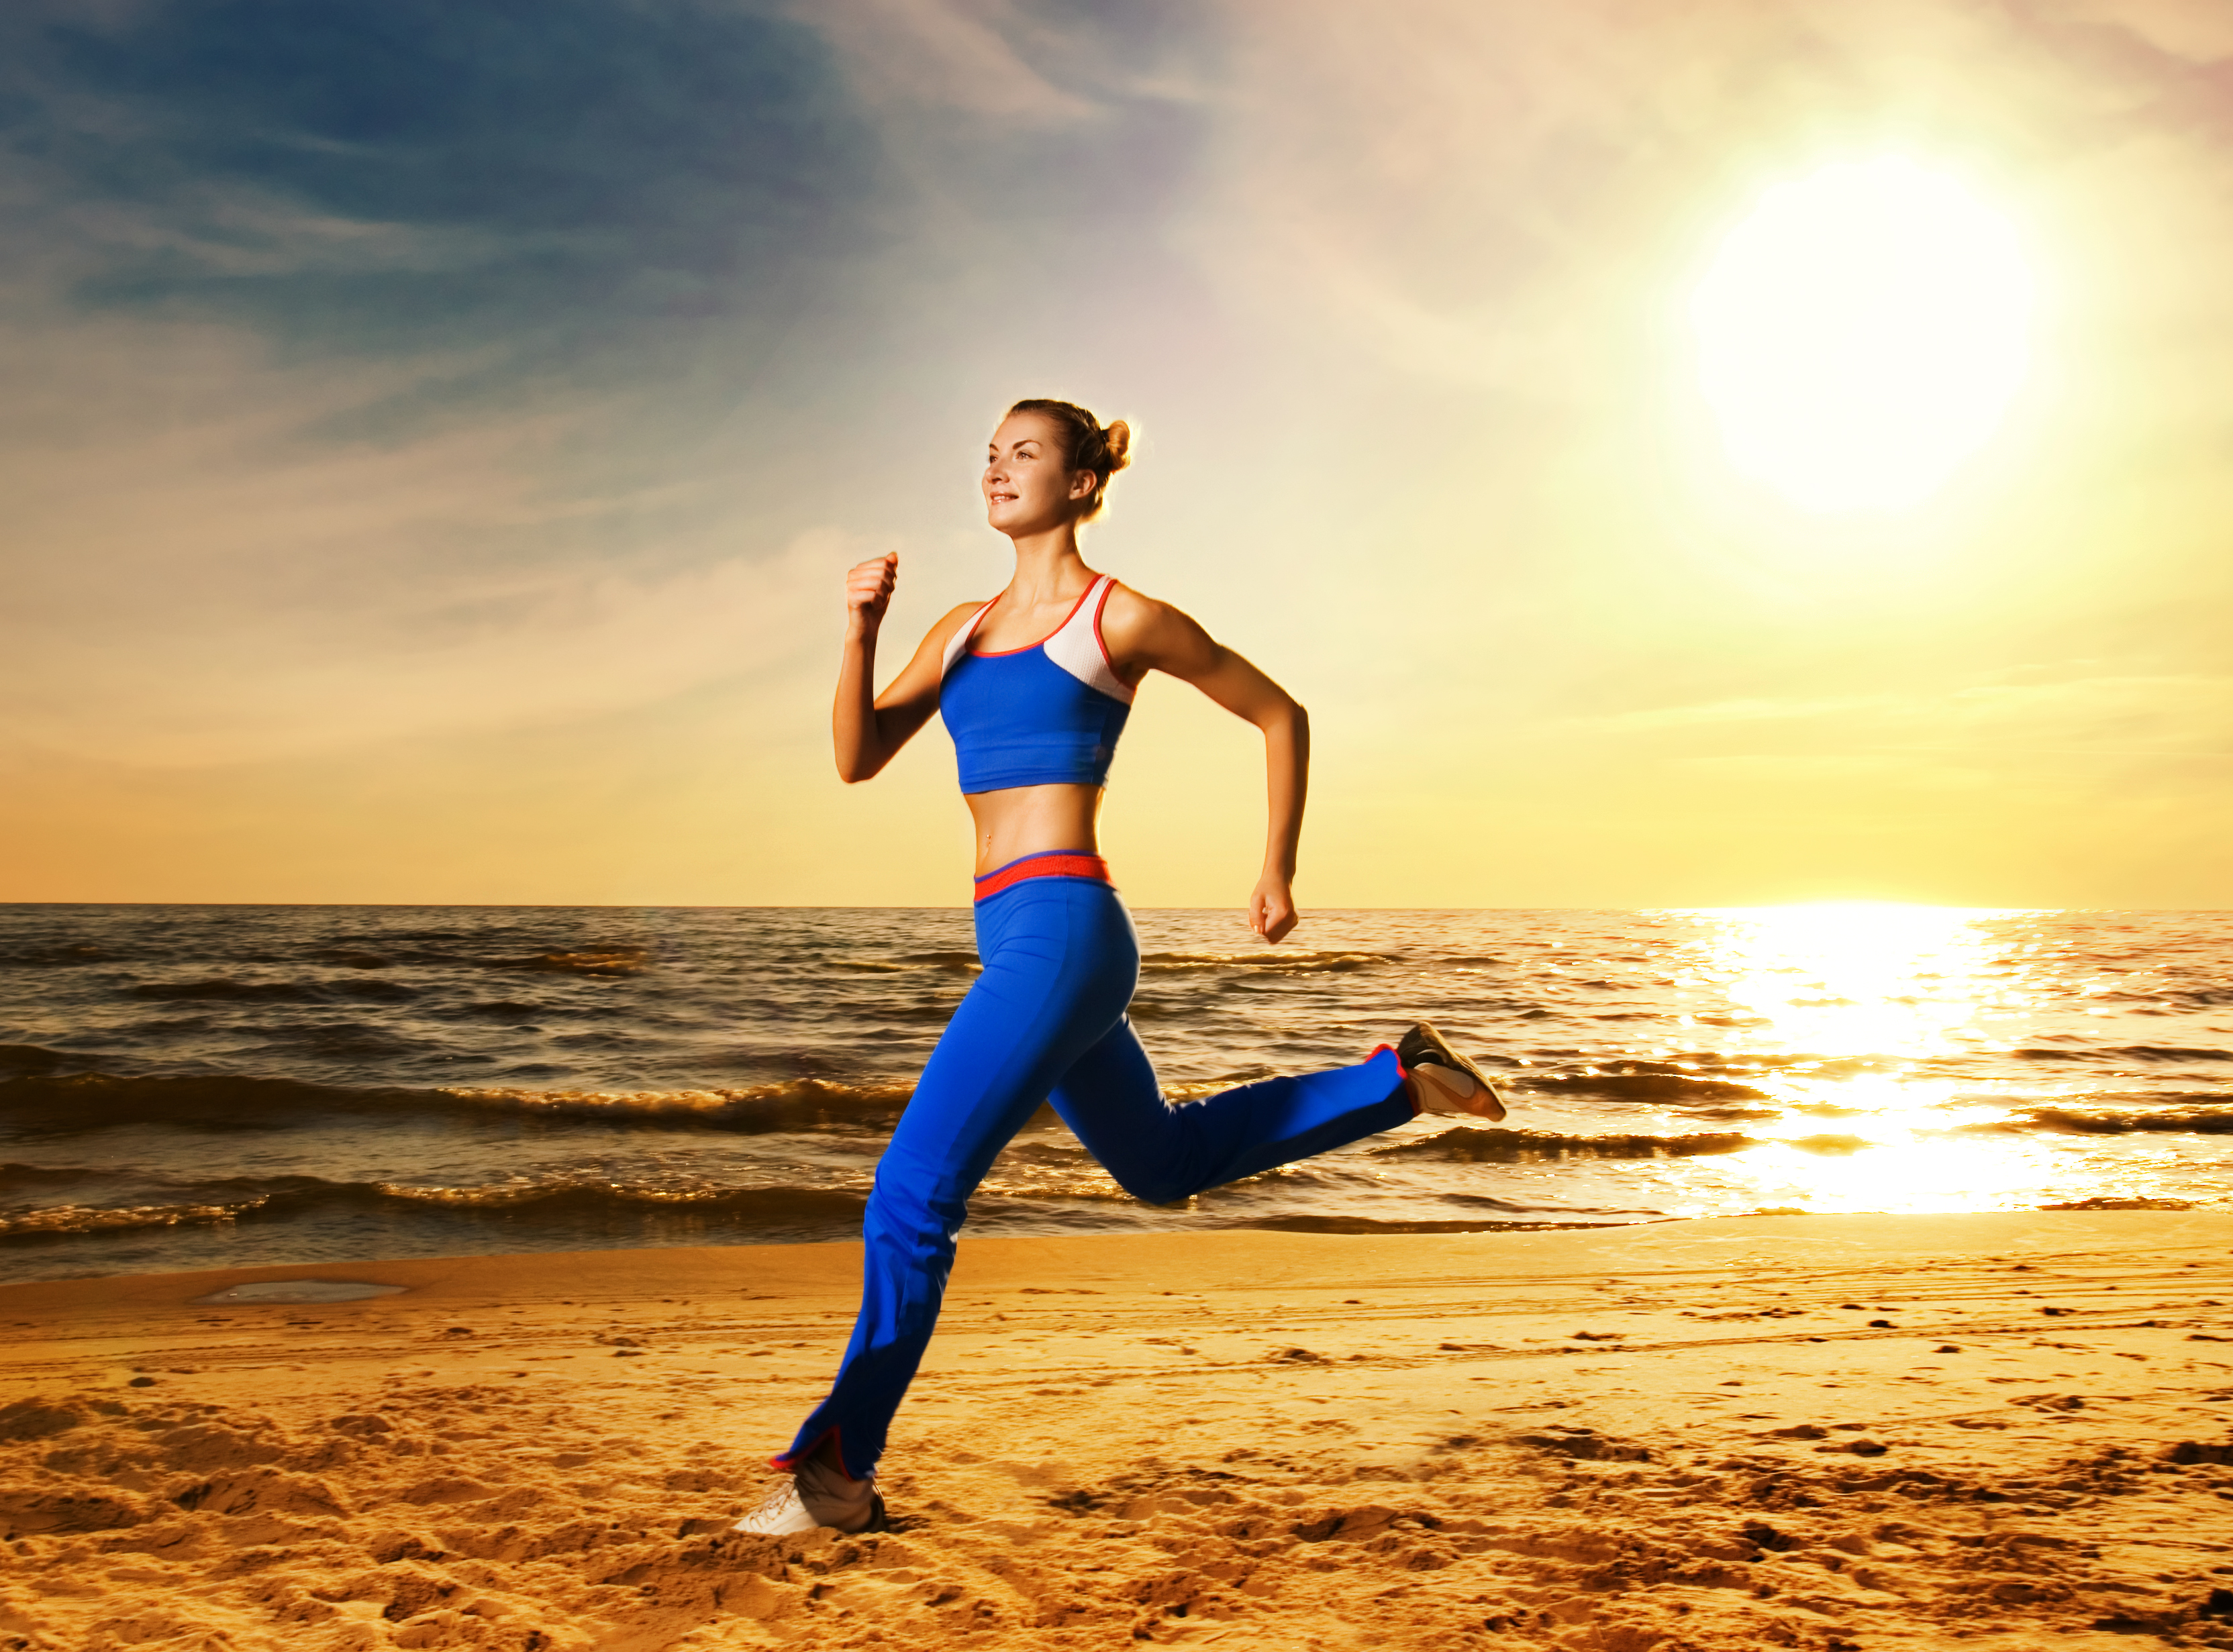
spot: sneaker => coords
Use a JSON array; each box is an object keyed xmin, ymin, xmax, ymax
[
  {"xmin": 1397, "ymin": 1021, "xmax": 1509, "ymax": 1122},
  {"xmin": 730, "ymin": 1453, "xmax": 884, "ymax": 1538}
]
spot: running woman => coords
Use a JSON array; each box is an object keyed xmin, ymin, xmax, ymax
[{"xmin": 735, "ymin": 399, "xmax": 1510, "ymax": 1536}]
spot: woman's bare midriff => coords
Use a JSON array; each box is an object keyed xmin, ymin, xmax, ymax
[{"xmin": 967, "ymin": 783, "xmax": 1103, "ymax": 877}]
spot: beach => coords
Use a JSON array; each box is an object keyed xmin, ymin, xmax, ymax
[{"xmin": 5, "ymin": 1210, "xmax": 2232, "ymax": 1650}]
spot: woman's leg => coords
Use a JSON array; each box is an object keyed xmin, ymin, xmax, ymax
[
  {"xmin": 775, "ymin": 878, "xmax": 1136, "ymax": 1480},
  {"xmin": 1049, "ymin": 1018, "xmax": 1413, "ymax": 1204}
]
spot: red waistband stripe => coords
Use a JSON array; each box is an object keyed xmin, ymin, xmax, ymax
[{"xmin": 973, "ymin": 852, "xmax": 1113, "ymax": 902}]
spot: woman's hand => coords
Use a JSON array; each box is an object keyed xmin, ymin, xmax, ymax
[
  {"xmin": 1250, "ymin": 873, "xmax": 1298, "ymax": 945},
  {"xmin": 845, "ymin": 552, "xmax": 898, "ymax": 634}
]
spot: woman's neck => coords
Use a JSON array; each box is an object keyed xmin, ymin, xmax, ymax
[{"xmin": 1003, "ymin": 524, "xmax": 1093, "ymax": 605}]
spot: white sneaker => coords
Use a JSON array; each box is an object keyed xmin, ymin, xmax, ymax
[{"xmin": 731, "ymin": 1453, "xmax": 883, "ymax": 1537}]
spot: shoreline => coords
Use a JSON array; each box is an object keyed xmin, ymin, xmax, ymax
[
  {"xmin": 3, "ymin": 1198, "xmax": 2214, "ymax": 1292},
  {"xmin": 5, "ymin": 1210, "xmax": 2232, "ymax": 1649}
]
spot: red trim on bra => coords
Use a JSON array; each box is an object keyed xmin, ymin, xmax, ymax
[
  {"xmin": 951, "ymin": 596, "xmax": 999, "ymax": 658},
  {"xmin": 1091, "ymin": 576, "xmax": 1125, "ymax": 679},
  {"xmin": 970, "ymin": 576, "xmax": 1105, "ymax": 658}
]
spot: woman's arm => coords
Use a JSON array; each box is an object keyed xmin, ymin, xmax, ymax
[
  {"xmin": 832, "ymin": 552, "xmax": 980, "ymax": 783},
  {"xmin": 1101, "ymin": 587, "xmax": 1309, "ymax": 943}
]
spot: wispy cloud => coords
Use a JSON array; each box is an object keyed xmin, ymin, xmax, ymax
[
  {"xmin": 2, "ymin": 0, "xmax": 886, "ymax": 359},
  {"xmin": 791, "ymin": 0, "xmax": 1101, "ymax": 125}
]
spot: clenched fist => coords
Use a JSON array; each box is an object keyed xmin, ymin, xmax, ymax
[{"xmin": 845, "ymin": 552, "xmax": 898, "ymax": 634}]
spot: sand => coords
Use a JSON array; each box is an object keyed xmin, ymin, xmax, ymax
[{"xmin": 3, "ymin": 1210, "xmax": 2232, "ymax": 1651}]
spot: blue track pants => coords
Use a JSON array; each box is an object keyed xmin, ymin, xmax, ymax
[{"xmin": 776, "ymin": 861, "xmax": 1414, "ymax": 1478}]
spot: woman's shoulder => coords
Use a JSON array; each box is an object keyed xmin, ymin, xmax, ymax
[
  {"xmin": 1098, "ymin": 578, "xmax": 1195, "ymax": 633},
  {"xmin": 1097, "ymin": 578, "xmax": 1217, "ymax": 672},
  {"xmin": 1096, "ymin": 577, "xmax": 1167, "ymax": 629},
  {"xmin": 923, "ymin": 595, "xmax": 997, "ymax": 645},
  {"xmin": 909, "ymin": 595, "xmax": 1002, "ymax": 676},
  {"xmin": 937, "ymin": 594, "xmax": 997, "ymax": 626}
]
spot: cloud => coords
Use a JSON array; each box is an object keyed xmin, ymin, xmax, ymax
[
  {"xmin": 1, "ymin": 0, "xmax": 887, "ymax": 357},
  {"xmin": 0, "ymin": 295, "xmax": 889, "ymax": 768},
  {"xmin": 789, "ymin": 0, "xmax": 1099, "ymax": 125},
  {"xmin": 2038, "ymin": 0, "xmax": 2233, "ymax": 68},
  {"xmin": 5, "ymin": 507, "xmax": 876, "ymax": 768}
]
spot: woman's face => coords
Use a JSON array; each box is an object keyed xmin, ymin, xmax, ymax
[{"xmin": 983, "ymin": 413, "xmax": 1089, "ymax": 536}]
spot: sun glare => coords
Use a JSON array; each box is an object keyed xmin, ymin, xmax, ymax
[
  {"xmin": 1696, "ymin": 900, "xmax": 2007, "ymax": 1061},
  {"xmin": 1667, "ymin": 902, "xmax": 2050, "ymax": 1215},
  {"xmin": 1691, "ymin": 156, "xmax": 2034, "ymax": 514}
]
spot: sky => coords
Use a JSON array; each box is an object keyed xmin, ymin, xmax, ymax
[{"xmin": 4, "ymin": 0, "xmax": 2232, "ymax": 910}]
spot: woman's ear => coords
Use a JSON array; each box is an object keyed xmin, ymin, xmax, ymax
[{"xmin": 1069, "ymin": 470, "xmax": 1097, "ymax": 502}]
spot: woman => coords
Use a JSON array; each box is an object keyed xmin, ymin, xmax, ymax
[{"xmin": 736, "ymin": 398, "xmax": 1510, "ymax": 1537}]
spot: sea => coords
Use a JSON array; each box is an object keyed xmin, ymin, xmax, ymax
[{"xmin": 2, "ymin": 905, "xmax": 2229, "ymax": 1284}]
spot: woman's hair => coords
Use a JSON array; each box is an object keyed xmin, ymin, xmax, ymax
[{"xmin": 1007, "ymin": 398, "xmax": 1131, "ymax": 519}]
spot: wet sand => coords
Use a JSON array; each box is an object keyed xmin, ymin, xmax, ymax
[{"xmin": 3, "ymin": 1210, "xmax": 2232, "ymax": 1651}]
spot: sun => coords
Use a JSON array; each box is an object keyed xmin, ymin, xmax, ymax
[{"xmin": 1691, "ymin": 156, "xmax": 2034, "ymax": 514}]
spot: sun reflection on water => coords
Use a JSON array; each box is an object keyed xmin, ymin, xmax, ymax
[
  {"xmin": 1693, "ymin": 901, "xmax": 2015, "ymax": 1055},
  {"xmin": 1667, "ymin": 902, "xmax": 2056, "ymax": 1215}
]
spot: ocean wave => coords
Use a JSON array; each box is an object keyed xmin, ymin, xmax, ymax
[
  {"xmin": 2012, "ymin": 1043, "xmax": 2230, "ymax": 1065},
  {"xmin": 0, "ymin": 1177, "xmax": 871, "ymax": 1241},
  {"xmin": 493, "ymin": 949, "xmax": 648, "ymax": 977},
  {"xmin": 0, "ymin": 1162, "xmax": 105, "ymax": 1191},
  {"xmin": 128, "ymin": 977, "xmax": 421, "ymax": 1004},
  {"xmin": 309, "ymin": 943, "xmax": 655, "ymax": 977},
  {"xmin": 1373, "ymin": 1127, "xmax": 1756, "ymax": 1164},
  {"xmin": 0, "ymin": 1072, "xmax": 917, "ymax": 1135},
  {"xmin": 309, "ymin": 947, "xmax": 396, "ymax": 969},
  {"xmin": 0, "ymin": 1200, "xmax": 260, "ymax": 1238},
  {"xmin": 1981, "ymin": 1106, "xmax": 2233, "ymax": 1137},
  {"xmin": 1140, "ymin": 949, "xmax": 1394, "ymax": 975},
  {"xmin": 0, "ymin": 942, "xmax": 117, "ymax": 968},
  {"xmin": 0, "ymin": 1044, "xmax": 72, "ymax": 1078},
  {"xmin": 1245, "ymin": 1212, "xmax": 1658, "ymax": 1235},
  {"xmin": 1521, "ymin": 1066, "xmax": 1771, "ymax": 1103},
  {"xmin": 0, "ymin": 1175, "xmax": 1661, "ymax": 1246}
]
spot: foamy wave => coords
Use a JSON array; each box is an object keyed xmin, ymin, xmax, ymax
[
  {"xmin": 433, "ymin": 1079, "xmax": 915, "ymax": 1120},
  {"xmin": 1, "ymin": 1200, "xmax": 260, "ymax": 1237},
  {"xmin": 1375, "ymin": 1127, "xmax": 1757, "ymax": 1164},
  {"xmin": 0, "ymin": 1072, "xmax": 917, "ymax": 1134},
  {"xmin": 0, "ymin": 1176, "xmax": 874, "ymax": 1241}
]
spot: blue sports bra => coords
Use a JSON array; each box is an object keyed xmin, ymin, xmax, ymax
[{"xmin": 939, "ymin": 574, "xmax": 1135, "ymax": 794}]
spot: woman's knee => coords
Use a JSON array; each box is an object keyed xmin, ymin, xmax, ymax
[
  {"xmin": 864, "ymin": 1162, "xmax": 969, "ymax": 1249},
  {"xmin": 1102, "ymin": 1161, "xmax": 1199, "ymax": 1206}
]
